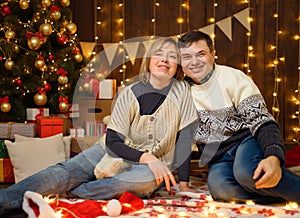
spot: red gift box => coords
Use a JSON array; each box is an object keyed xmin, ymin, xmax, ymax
[
  {"xmin": 0, "ymin": 158, "xmax": 15, "ymax": 183},
  {"xmin": 36, "ymin": 116, "xmax": 64, "ymax": 138}
]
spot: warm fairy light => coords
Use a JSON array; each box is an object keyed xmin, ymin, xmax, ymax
[
  {"xmin": 177, "ymin": 17, "xmax": 184, "ymax": 23},
  {"xmin": 246, "ymin": 200, "xmax": 255, "ymax": 205},
  {"xmin": 248, "ymin": 45, "xmax": 253, "ymax": 51},
  {"xmin": 247, "ymin": 17, "xmax": 254, "ymax": 22},
  {"xmin": 206, "ymin": 195, "xmax": 214, "ymax": 201},
  {"xmin": 294, "ymin": 35, "xmax": 300, "ymax": 40},
  {"xmin": 275, "ymin": 78, "xmax": 281, "ymax": 82},
  {"xmin": 118, "ymin": 3, "xmax": 123, "ymax": 7},
  {"xmin": 273, "ymin": 92, "xmax": 277, "ymax": 97},
  {"xmin": 182, "ymin": 3, "xmax": 187, "ymax": 7},
  {"xmin": 274, "ymin": 13, "xmax": 278, "ymax": 18},
  {"xmin": 270, "ymin": 45, "xmax": 276, "ymax": 50},
  {"xmin": 209, "ymin": 17, "xmax": 215, "ymax": 23}
]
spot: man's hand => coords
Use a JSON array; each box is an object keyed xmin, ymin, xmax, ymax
[
  {"xmin": 140, "ymin": 152, "xmax": 177, "ymax": 191},
  {"xmin": 253, "ymin": 156, "xmax": 282, "ymax": 189}
]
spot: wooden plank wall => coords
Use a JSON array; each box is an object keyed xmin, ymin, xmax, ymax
[{"xmin": 71, "ymin": 0, "xmax": 300, "ymax": 144}]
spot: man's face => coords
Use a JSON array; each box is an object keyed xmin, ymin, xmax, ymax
[{"xmin": 180, "ymin": 40, "xmax": 215, "ymax": 84}]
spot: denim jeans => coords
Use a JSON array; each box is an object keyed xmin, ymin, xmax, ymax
[
  {"xmin": 0, "ymin": 143, "xmax": 159, "ymax": 215},
  {"xmin": 207, "ymin": 135, "xmax": 300, "ymax": 204}
]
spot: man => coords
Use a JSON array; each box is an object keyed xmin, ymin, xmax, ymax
[{"xmin": 178, "ymin": 30, "xmax": 300, "ymax": 204}]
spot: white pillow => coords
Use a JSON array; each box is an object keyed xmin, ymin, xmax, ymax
[
  {"xmin": 5, "ymin": 133, "xmax": 69, "ymax": 183},
  {"xmin": 14, "ymin": 134, "xmax": 72, "ymax": 159}
]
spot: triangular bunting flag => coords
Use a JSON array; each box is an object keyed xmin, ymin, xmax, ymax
[
  {"xmin": 79, "ymin": 42, "xmax": 95, "ymax": 59},
  {"xmin": 216, "ymin": 17, "xmax": 232, "ymax": 41},
  {"xmin": 123, "ymin": 41, "xmax": 140, "ymax": 65},
  {"xmin": 142, "ymin": 40, "xmax": 155, "ymax": 51},
  {"xmin": 234, "ymin": 8, "xmax": 251, "ymax": 32},
  {"xmin": 102, "ymin": 43, "xmax": 119, "ymax": 67},
  {"xmin": 198, "ymin": 24, "xmax": 215, "ymax": 38}
]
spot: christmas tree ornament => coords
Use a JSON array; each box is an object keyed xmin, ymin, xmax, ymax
[
  {"xmin": 15, "ymin": 78, "xmax": 22, "ymax": 86},
  {"xmin": 60, "ymin": 0, "xmax": 70, "ymax": 7},
  {"xmin": 106, "ymin": 199, "xmax": 122, "ymax": 217},
  {"xmin": 49, "ymin": 53, "xmax": 54, "ymax": 61},
  {"xmin": 0, "ymin": 56, "xmax": 2, "ymax": 61},
  {"xmin": 4, "ymin": 59, "xmax": 15, "ymax": 71},
  {"xmin": 34, "ymin": 88, "xmax": 47, "ymax": 106},
  {"xmin": 58, "ymin": 96, "xmax": 69, "ymax": 112},
  {"xmin": 28, "ymin": 36, "xmax": 41, "ymax": 50},
  {"xmin": 19, "ymin": 0, "xmax": 30, "ymax": 10},
  {"xmin": 66, "ymin": 22, "xmax": 77, "ymax": 35},
  {"xmin": 14, "ymin": 45, "xmax": 20, "ymax": 53},
  {"xmin": 35, "ymin": 58, "xmax": 46, "ymax": 71},
  {"xmin": 39, "ymin": 23, "xmax": 53, "ymax": 36},
  {"xmin": 0, "ymin": 102, "xmax": 11, "ymax": 113},
  {"xmin": 50, "ymin": 6, "xmax": 61, "ymax": 20},
  {"xmin": 43, "ymin": 82, "xmax": 51, "ymax": 92},
  {"xmin": 58, "ymin": 75, "xmax": 68, "ymax": 84},
  {"xmin": 1, "ymin": 5, "xmax": 11, "ymax": 16},
  {"xmin": 41, "ymin": 0, "xmax": 51, "ymax": 8},
  {"xmin": 57, "ymin": 34, "xmax": 68, "ymax": 45},
  {"xmin": 0, "ymin": 96, "xmax": 11, "ymax": 113},
  {"xmin": 82, "ymin": 82, "xmax": 91, "ymax": 91},
  {"xmin": 74, "ymin": 53, "xmax": 83, "ymax": 63},
  {"xmin": 5, "ymin": 30, "xmax": 15, "ymax": 40}
]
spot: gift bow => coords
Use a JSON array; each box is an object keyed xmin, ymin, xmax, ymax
[
  {"xmin": 50, "ymin": 5, "xmax": 60, "ymax": 13},
  {"xmin": 37, "ymin": 87, "xmax": 46, "ymax": 94},
  {"xmin": 26, "ymin": 31, "xmax": 45, "ymax": 42},
  {"xmin": 59, "ymin": 96, "xmax": 69, "ymax": 104},
  {"xmin": 56, "ymin": 68, "xmax": 68, "ymax": 76},
  {"xmin": 0, "ymin": 96, "xmax": 9, "ymax": 104}
]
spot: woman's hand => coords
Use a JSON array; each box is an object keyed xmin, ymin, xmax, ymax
[
  {"xmin": 179, "ymin": 181, "xmax": 199, "ymax": 193},
  {"xmin": 140, "ymin": 152, "xmax": 177, "ymax": 191},
  {"xmin": 253, "ymin": 155, "xmax": 282, "ymax": 189}
]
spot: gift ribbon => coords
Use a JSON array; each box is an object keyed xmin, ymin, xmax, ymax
[
  {"xmin": 58, "ymin": 96, "xmax": 69, "ymax": 104},
  {"xmin": 25, "ymin": 31, "xmax": 45, "ymax": 42},
  {"xmin": 50, "ymin": 5, "xmax": 60, "ymax": 13},
  {"xmin": 6, "ymin": 122, "xmax": 15, "ymax": 139}
]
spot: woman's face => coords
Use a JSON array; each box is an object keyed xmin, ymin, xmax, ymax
[{"xmin": 149, "ymin": 41, "xmax": 179, "ymax": 81}]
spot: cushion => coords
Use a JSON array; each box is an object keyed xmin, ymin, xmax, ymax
[
  {"xmin": 14, "ymin": 134, "xmax": 72, "ymax": 159},
  {"xmin": 4, "ymin": 133, "xmax": 69, "ymax": 183}
]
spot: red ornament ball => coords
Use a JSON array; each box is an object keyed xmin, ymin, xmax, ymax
[
  {"xmin": 1, "ymin": 5, "xmax": 11, "ymax": 16},
  {"xmin": 15, "ymin": 79, "xmax": 22, "ymax": 86},
  {"xmin": 57, "ymin": 35, "xmax": 68, "ymax": 45},
  {"xmin": 43, "ymin": 83, "xmax": 52, "ymax": 92},
  {"xmin": 0, "ymin": 56, "xmax": 3, "ymax": 61}
]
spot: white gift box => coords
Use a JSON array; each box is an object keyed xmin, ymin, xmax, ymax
[
  {"xmin": 69, "ymin": 127, "xmax": 85, "ymax": 138},
  {"xmin": 98, "ymin": 79, "xmax": 116, "ymax": 99},
  {"xmin": 57, "ymin": 104, "xmax": 80, "ymax": 118},
  {"xmin": 26, "ymin": 108, "xmax": 50, "ymax": 123}
]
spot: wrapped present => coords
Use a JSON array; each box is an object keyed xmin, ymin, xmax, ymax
[
  {"xmin": 36, "ymin": 116, "xmax": 64, "ymax": 138},
  {"xmin": 69, "ymin": 126, "xmax": 85, "ymax": 138},
  {"xmin": 85, "ymin": 121, "xmax": 106, "ymax": 137},
  {"xmin": 97, "ymin": 79, "xmax": 116, "ymax": 99},
  {"xmin": 0, "ymin": 158, "xmax": 15, "ymax": 183},
  {"xmin": 0, "ymin": 122, "xmax": 36, "ymax": 139},
  {"xmin": 26, "ymin": 108, "xmax": 49, "ymax": 123},
  {"xmin": 57, "ymin": 104, "xmax": 80, "ymax": 118},
  {"xmin": 0, "ymin": 140, "xmax": 9, "ymax": 158}
]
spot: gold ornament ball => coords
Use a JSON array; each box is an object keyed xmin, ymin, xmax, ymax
[
  {"xmin": 4, "ymin": 59, "xmax": 15, "ymax": 70},
  {"xmin": 60, "ymin": 0, "xmax": 70, "ymax": 7},
  {"xmin": 35, "ymin": 59, "xmax": 46, "ymax": 70},
  {"xmin": 34, "ymin": 93, "xmax": 47, "ymax": 106},
  {"xmin": 28, "ymin": 36, "xmax": 41, "ymax": 50},
  {"xmin": 0, "ymin": 102, "xmax": 11, "ymax": 113},
  {"xmin": 74, "ymin": 53, "xmax": 83, "ymax": 63},
  {"xmin": 66, "ymin": 22, "xmax": 77, "ymax": 35},
  {"xmin": 41, "ymin": 0, "xmax": 51, "ymax": 8},
  {"xmin": 95, "ymin": 72, "xmax": 105, "ymax": 81},
  {"xmin": 39, "ymin": 23, "xmax": 53, "ymax": 36},
  {"xmin": 58, "ymin": 75, "xmax": 68, "ymax": 84},
  {"xmin": 5, "ymin": 30, "xmax": 15, "ymax": 39},
  {"xmin": 51, "ymin": 11, "xmax": 61, "ymax": 20},
  {"xmin": 82, "ymin": 82, "xmax": 91, "ymax": 92},
  {"xmin": 59, "ymin": 102, "xmax": 69, "ymax": 112},
  {"xmin": 19, "ymin": 0, "xmax": 30, "ymax": 10}
]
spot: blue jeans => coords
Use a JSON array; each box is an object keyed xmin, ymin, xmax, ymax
[
  {"xmin": 0, "ymin": 143, "xmax": 159, "ymax": 215},
  {"xmin": 207, "ymin": 135, "xmax": 300, "ymax": 203}
]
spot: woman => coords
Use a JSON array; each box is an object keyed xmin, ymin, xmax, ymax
[{"xmin": 0, "ymin": 37, "xmax": 198, "ymax": 216}]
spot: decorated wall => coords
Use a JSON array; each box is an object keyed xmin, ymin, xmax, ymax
[{"xmin": 71, "ymin": 0, "xmax": 300, "ymax": 145}]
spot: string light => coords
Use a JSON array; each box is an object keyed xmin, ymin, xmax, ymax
[
  {"xmin": 271, "ymin": 0, "xmax": 281, "ymax": 120},
  {"xmin": 245, "ymin": 0, "xmax": 252, "ymax": 76}
]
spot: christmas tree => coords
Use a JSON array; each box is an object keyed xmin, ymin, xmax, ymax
[{"xmin": 0, "ymin": 0, "xmax": 87, "ymax": 122}]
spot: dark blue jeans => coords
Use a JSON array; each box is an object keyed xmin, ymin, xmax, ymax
[{"xmin": 207, "ymin": 135, "xmax": 300, "ymax": 203}]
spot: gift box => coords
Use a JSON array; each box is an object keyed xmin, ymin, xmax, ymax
[
  {"xmin": 85, "ymin": 121, "xmax": 106, "ymax": 137},
  {"xmin": 36, "ymin": 116, "xmax": 64, "ymax": 138},
  {"xmin": 0, "ymin": 140, "xmax": 9, "ymax": 158},
  {"xmin": 26, "ymin": 108, "xmax": 49, "ymax": 123},
  {"xmin": 97, "ymin": 79, "xmax": 117, "ymax": 99},
  {"xmin": 0, "ymin": 122, "xmax": 36, "ymax": 139},
  {"xmin": 0, "ymin": 158, "xmax": 15, "ymax": 183},
  {"xmin": 69, "ymin": 127, "xmax": 85, "ymax": 138},
  {"xmin": 57, "ymin": 104, "xmax": 80, "ymax": 118}
]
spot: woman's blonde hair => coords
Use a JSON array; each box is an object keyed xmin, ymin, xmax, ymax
[{"xmin": 139, "ymin": 37, "xmax": 184, "ymax": 83}]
